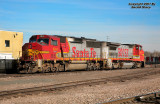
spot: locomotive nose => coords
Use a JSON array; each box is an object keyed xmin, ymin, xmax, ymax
[
  {"xmin": 27, "ymin": 43, "xmax": 39, "ymax": 57},
  {"xmin": 22, "ymin": 43, "xmax": 36, "ymax": 60},
  {"xmin": 24, "ymin": 43, "xmax": 34, "ymax": 56},
  {"xmin": 22, "ymin": 42, "xmax": 44, "ymax": 61}
]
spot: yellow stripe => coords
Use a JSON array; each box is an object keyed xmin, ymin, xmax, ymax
[
  {"xmin": 27, "ymin": 49, "xmax": 49, "ymax": 56},
  {"xmin": 56, "ymin": 57, "xmax": 101, "ymax": 60}
]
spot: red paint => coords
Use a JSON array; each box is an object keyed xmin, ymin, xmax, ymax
[
  {"xmin": 118, "ymin": 48, "xmax": 128, "ymax": 57},
  {"xmin": 132, "ymin": 45, "xmax": 144, "ymax": 61},
  {"xmin": 22, "ymin": 35, "xmax": 144, "ymax": 63},
  {"xmin": 72, "ymin": 47, "xmax": 96, "ymax": 58}
]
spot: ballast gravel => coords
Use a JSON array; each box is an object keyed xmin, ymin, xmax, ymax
[
  {"xmin": 0, "ymin": 67, "xmax": 159, "ymax": 92},
  {"xmin": 1, "ymin": 69, "xmax": 160, "ymax": 104}
]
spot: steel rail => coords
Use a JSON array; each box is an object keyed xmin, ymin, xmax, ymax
[
  {"xmin": 0, "ymin": 67, "xmax": 158, "ymax": 78},
  {"xmin": 101, "ymin": 91, "xmax": 160, "ymax": 104},
  {"xmin": 0, "ymin": 78, "xmax": 111, "ymax": 100},
  {"xmin": 0, "ymin": 68, "xmax": 160, "ymax": 100}
]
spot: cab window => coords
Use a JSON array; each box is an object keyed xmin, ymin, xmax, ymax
[
  {"xmin": 29, "ymin": 38, "xmax": 37, "ymax": 43},
  {"xmin": 37, "ymin": 38, "xmax": 49, "ymax": 45},
  {"xmin": 51, "ymin": 39, "xmax": 58, "ymax": 46},
  {"xmin": 139, "ymin": 46, "xmax": 142, "ymax": 50}
]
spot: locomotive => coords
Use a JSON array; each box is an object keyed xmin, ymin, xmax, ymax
[{"xmin": 18, "ymin": 35, "xmax": 145, "ymax": 73}]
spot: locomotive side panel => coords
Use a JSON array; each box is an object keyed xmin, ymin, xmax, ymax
[
  {"xmin": 108, "ymin": 44, "xmax": 134, "ymax": 60},
  {"xmin": 66, "ymin": 37, "xmax": 101, "ymax": 60},
  {"xmin": 116, "ymin": 45, "xmax": 133, "ymax": 59}
]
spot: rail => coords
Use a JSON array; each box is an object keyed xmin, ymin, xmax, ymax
[
  {"xmin": 102, "ymin": 91, "xmax": 160, "ymax": 104},
  {"xmin": 1, "ymin": 68, "xmax": 160, "ymax": 100}
]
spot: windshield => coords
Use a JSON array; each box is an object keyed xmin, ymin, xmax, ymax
[
  {"xmin": 37, "ymin": 38, "xmax": 49, "ymax": 45},
  {"xmin": 29, "ymin": 38, "xmax": 37, "ymax": 43}
]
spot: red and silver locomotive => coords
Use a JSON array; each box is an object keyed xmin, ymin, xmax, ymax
[{"xmin": 19, "ymin": 35, "xmax": 144, "ymax": 73}]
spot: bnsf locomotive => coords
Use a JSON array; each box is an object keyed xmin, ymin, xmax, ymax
[{"xmin": 18, "ymin": 35, "xmax": 144, "ymax": 73}]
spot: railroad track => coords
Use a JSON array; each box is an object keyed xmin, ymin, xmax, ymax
[
  {"xmin": 102, "ymin": 91, "xmax": 160, "ymax": 104},
  {"xmin": 1, "ymin": 68, "xmax": 160, "ymax": 100},
  {"xmin": 0, "ymin": 67, "xmax": 157, "ymax": 78},
  {"xmin": 0, "ymin": 78, "xmax": 113, "ymax": 100}
]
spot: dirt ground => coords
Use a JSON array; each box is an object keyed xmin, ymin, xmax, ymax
[{"xmin": 0, "ymin": 68, "xmax": 160, "ymax": 104}]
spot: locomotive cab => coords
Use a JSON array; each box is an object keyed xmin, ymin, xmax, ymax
[
  {"xmin": 22, "ymin": 35, "xmax": 61, "ymax": 61},
  {"xmin": 30, "ymin": 35, "xmax": 55, "ymax": 46},
  {"xmin": 133, "ymin": 44, "xmax": 144, "ymax": 61},
  {"xmin": 132, "ymin": 44, "xmax": 144, "ymax": 67}
]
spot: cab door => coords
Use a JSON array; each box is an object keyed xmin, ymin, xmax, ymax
[
  {"xmin": 50, "ymin": 38, "xmax": 60, "ymax": 59},
  {"xmin": 134, "ymin": 45, "xmax": 139, "ymax": 56},
  {"xmin": 139, "ymin": 46, "xmax": 144, "ymax": 61}
]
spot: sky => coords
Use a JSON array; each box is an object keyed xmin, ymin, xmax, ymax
[{"xmin": 0, "ymin": 0, "xmax": 160, "ymax": 52}]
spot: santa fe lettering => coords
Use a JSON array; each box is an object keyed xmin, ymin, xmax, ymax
[{"xmin": 72, "ymin": 47, "xmax": 96, "ymax": 58}]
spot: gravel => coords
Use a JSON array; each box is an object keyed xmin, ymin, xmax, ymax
[
  {"xmin": 0, "ymin": 68, "xmax": 159, "ymax": 92},
  {"xmin": 1, "ymin": 68, "xmax": 160, "ymax": 104}
]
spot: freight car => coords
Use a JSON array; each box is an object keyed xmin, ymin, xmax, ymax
[
  {"xmin": 146, "ymin": 57, "xmax": 160, "ymax": 64},
  {"xmin": 18, "ymin": 35, "xmax": 144, "ymax": 73}
]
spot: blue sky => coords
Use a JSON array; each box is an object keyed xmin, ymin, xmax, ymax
[{"xmin": 0, "ymin": 0, "xmax": 160, "ymax": 51}]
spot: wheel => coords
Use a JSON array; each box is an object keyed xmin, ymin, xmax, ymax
[
  {"xmin": 96, "ymin": 63, "xmax": 101, "ymax": 70},
  {"xmin": 119, "ymin": 62, "xmax": 123, "ymax": 69},
  {"xmin": 86, "ymin": 63, "xmax": 92, "ymax": 71},
  {"xmin": 52, "ymin": 67, "xmax": 59, "ymax": 73},
  {"xmin": 25, "ymin": 63, "xmax": 33, "ymax": 74},
  {"xmin": 93, "ymin": 64, "xmax": 97, "ymax": 70},
  {"xmin": 28, "ymin": 66, "xmax": 33, "ymax": 74},
  {"xmin": 132, "ymin": 62, "xmax": 137, "ymax": 69},
  {"xmin": 46, "ymin": 67, "xmax": 51, "ymax": 73},
  {"xmin": 24, "ymin": 63, "xmax": 29, "ymax": 74}
]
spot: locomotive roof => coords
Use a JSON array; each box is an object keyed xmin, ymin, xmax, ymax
[
  {"xmin": 107, "ymin": 42, "xmax": 121, "ymax": 46},
  {"xmin": 30, "ymin": 35, "xmax": 142, "ymax": 46},
  {"xmin": 54, "ymin": 35, "xmax": 97, "ymax": 41},
  {"xmin": 122, "ymin": 44, "xmax": 142, "ymax": 47},
  {"xmin": 31, "ymin": 35, "xmax": 98, "ymax": 42}
]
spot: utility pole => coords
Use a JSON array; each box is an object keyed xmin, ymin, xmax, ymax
[{"xmin": 107, "ymin": 36, "xmax": 109, "ymax": 42}]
